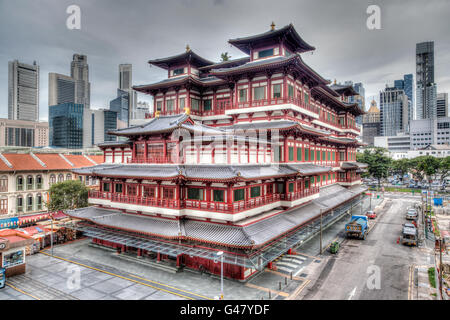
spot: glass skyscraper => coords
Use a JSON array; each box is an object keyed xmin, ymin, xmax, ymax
[
  {"xmin": 416, "ymin": 41, "xmax": 437, "ymax": 119},
  {"xmin": 49, "ymin": 103, "xmax": 84, "ymax": 149},
  {"xmin": 394, "ymin": 74, "xmax": 414, "ymax": 125}
]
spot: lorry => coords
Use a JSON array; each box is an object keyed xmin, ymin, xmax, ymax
[
  {"xmin": 401, "ymin": 225, "xmax": 418, "ymax": 246},
  {"xmin": 345, "ymin": 215, "xmax": 369, "ymax": 240}
]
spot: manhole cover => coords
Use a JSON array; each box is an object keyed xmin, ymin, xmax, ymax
[
  {"xmin": 314, "ymin": 260, "xmax": 321, "ymax": 263},
  {"xmin": 299, "ymin": 273, "xmax": 308, "ymax": 278}
]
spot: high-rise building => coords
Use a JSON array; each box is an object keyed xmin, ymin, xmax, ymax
[
  {"xmin": 70, "ymin": 54, "xmax": 90, "ymax": 108},
  {"xmin": 118, "ymin": 64, "xmax": 138, "ymax": 120},
  {"xmin": 437, "ymin": 93, "xmax": 448, "ymax": 118},
  {"xmin": 394, "ymin": 74, "xmax": 414, "ymax": 121},
  {"xmin": 344, "ymin": 81, "xmax": 365, "ymax": 125},
  {"xmin": 8, "ymin": 60, "xmax": 39, "ymax": 121},
  {"xmin": 380, "ymin": 87, "xmax": 409, "ymax": 136},
  {"xmin": 49, "ymin": 103, "xmax": 85, "ymax": 149},
  {"xmin": 48, "ymin": 73, "xmax": 76, "ymax": 106},
  {"xmin": 416, "ymin": 41, "xmax": 437, "ymax": 119},
  {"xmin": 110, "ymin": 89, "xmax": 129, "ymax": 128},
  {"xmin": 362, "ymin": 99, "xmax": 381, "ymax": 146}
]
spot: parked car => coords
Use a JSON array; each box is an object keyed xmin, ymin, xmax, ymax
[
  {"xmin": 405, "ymin": 208, "xmax": 418, "ymax": 220},
  {"xmin": 366, "ymin": 210, "xmax": 377, "ymax": 219}
]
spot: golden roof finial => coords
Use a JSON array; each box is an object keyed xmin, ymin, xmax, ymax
[
  {"xmin": 334, "ymin": 79, "xmax": 337, "ymax": 85},
  {"xmin": 155, "ymin": 110, "xmax": 161, "ymax": 118},
  {"xmin": 186, "ymin": 44, "xmax": 191, "ymax": 52},
  {"xmin": 184, "ymin": 107, "xmax": 190, "ymax": 115},
  {"xmin": 270, "ymin": 21, "xmax": 275, "ymax": 31}
]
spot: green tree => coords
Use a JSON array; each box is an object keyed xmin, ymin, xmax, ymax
[
  {"xmin": 47, "ymin": 180, "xmax": 89, "ymax": 212},
  {"xmin": 391, "ymin": 158, "xmax": 411, "ymax": 181},
  {"xmin": 220, "ymin": 52, "xmax": 231, "ymax": 62},
  {"xmin": 415, "ymin": 156, "xmax": 441, "ymax": 183},
  {"xmin": 357, "ymin": 148, "xmax": 392, "ymax": 189},
  {"xmin": 437, "ymin": 156, "xmax": 450, "ymax": 184}
]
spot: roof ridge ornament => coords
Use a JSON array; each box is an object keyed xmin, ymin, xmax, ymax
[
  {"xmin": 186, "ymin": 44, "xmax": 191, "ymax": 52},
  {"xmin": 271, "ymin": 21, "xmax": 275, "ymax": 31},
  {"xmin": 184, "ymin": 107, "xmax": 190, "ymax": 115}
]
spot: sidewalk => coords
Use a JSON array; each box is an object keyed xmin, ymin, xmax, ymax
[{"xmin": 414, "ymin": 265, "xmax": 438, "ymax": 300}]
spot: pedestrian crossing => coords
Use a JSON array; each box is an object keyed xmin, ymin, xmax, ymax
[{"xmin": 274, "ymin": 254, "xmax": 308, "ymax": 276}]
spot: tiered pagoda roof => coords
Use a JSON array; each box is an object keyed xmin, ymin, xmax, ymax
[
  {"xmin": 148, "ymin": 49, "xmax": 214, "ymax": 70},
  {"xmin": 228, "ymin": 23, "xmax": 315, "ymax": 55}
]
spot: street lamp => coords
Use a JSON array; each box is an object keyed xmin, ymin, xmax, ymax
[{"xmin": 217, "ymin": 251, "xmax": 224, "ymax": 300}]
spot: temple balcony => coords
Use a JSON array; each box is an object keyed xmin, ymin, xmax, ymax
[
  {"xmin": 225, "ymin": 97, "xmax": 319, "ymax": 119},
  {"xmin": 88, "ymin": 186, "xmax": 320, "ymax": 222},
  {"xmin": 337, "ymin": 175, "xmax": 362, "ymax": 186}
]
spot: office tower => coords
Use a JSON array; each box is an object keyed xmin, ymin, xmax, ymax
[
  {"xmin": 110, "ymin": 89, "xmax": 129, "ymax": 128},
  {"xmin": 362, "ymin": 99, "xmax": 381, "ymax": 146},
  {"xmin": 49, "ymin": 103, "xmax": 84, "ymax": 149},
  {"xmin": 344, "ymin": 81, "xmax": 365, "ymax": 124},
  {"xmin": 380, "ymin": 87, "xmax": 409, "ymax": 136},
  {"xmin": 70, "ymin": 54, "xmax": 90, "ymax": 108},
  {"xmin": 103, "ymin": 110, "xmax": 118, "ymax": 142},
  {"xmin": 8, "ymin": 60, "xmax": 39, "ymax": 121},
  {"xmin": 0, "ymin": 119, "xmax": 48, "ymax": 147},
  {"xmin": 48, "ymin": 73, "xmax": 76, "ymax": 106},
  {"xmin": 437, "ymin": 93, "xmax": 448, "ymax": 118},
  {"xmin": 118, "ymin": 64, "xmax": 138, "ymax": 119},
  {"xmin": 394, "ymin": 74, "xmax": 414, "ymax": 124},
  {"xmin": 416, "ymin": 41, "xmax": 437, "ymax": 119}
]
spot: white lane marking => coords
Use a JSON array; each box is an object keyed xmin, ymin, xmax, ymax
[
  {"xmin": 294, "ymin": 266, "xmax": 305, "ymax": 277},
  {"xmin": 347, "ymin": 287, "xmax": 357, "ymax": 300}
]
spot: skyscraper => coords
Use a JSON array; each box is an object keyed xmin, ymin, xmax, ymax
[
  {"xmin": 394, "ymin": 74, "xmax": 414, "ymax": 123},
  {"xmin": 118, "ymin": 64, "xmax": 138, "ymax": 119},
  {"xmin": 70, "ymin": 54, "xmax": 91, "ymax": 108},
  {"xmin": 437, "ymin": 93, "xmax": 448, "ymax": 118},
  {"xmin": 48, "ymin": 73, "xmax": 76, "ymax": 106},
  {"xmin": 110, "ymin": 89, "xmax": 129, "ymax": 128},
  {"xmin": 344, "ymin": 81, "xmax": 365, "ymax": 124},
  {"xmin": 380, "ymin": 87, "xmax": 409, "ymax": 136},
  {"xmin": 416, "ymin": 41, "xmax": 437, "ymax": 119},
  {"xmin": 8, "ymin": 60, "xmax": 39, "ymax": 121}
]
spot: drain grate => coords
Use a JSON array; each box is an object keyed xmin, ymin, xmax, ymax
[
  {"xmin": 314, "ymin": 259, "xmax": 321, "ymax": 263},
  {"xmin": 299, "ymin": 273, "xmax": 308, "ymax": 278}
]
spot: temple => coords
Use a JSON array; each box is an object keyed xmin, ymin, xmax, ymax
[{"xmin": 65, "ymin": 23, "xmax": 368, "ymax": 281}]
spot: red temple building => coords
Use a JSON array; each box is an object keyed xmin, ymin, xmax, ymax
[{"xmin": 66, "ymin": 23, "xmax": 368, "ymax": 281}]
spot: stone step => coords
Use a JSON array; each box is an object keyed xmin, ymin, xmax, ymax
[
  {"xmin": 276, "ymin": 261, "xmax": 299, "ymax": 269},
  {"xmin": 276, "ymin": 265, "xmax": 294, "ymax": 273},
  {"xmin": 285, "ymin": 254, "xmax": 306, "ymax": 261}
]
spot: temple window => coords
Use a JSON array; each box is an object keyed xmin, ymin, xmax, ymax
[
  {"xmin": 273, "ymin": 84, "xmax": 281, "ymax": 98},
  {"xmin": 163, "ymin": 187, "xmax": 175, "ymax": 199},
  {"xmin": 103, "ymin": 182, "xmax": 110, "ymax": 192},
  {"xmin": 147, "ymin": 143, "xmax": 164, "ymax": 160},
  {"xmin": 213, "ymin": 190, "xmax": 224, "ymax": 202},
  {"xmin": 253, "ymin": 86, "xmax": 265, "ymax": 101},
  {"xmin": 288, "ymin": 183, "xmax": 294, "ymax": 192},
  {"xmin": 191, "ymin": 98, "xmax": 200, "ymax": 111},
  {"xmin": 305, "ymin": 92, "xmax": 309, "ymax": 104},
  {"xmin": 275, "ymin": 182, "xmax": 284, "ymax": 194},
  {"xmin": 166, "ymin": 99, "xmax": 175, "ymax": 112},
  {"xmin": 187, "ymin": 187, "xmax": 203, "ymax": 200},
  {"xmin": 179, "ymin": 98, "xmax": 185, "ymax": 110},
  {"xmin": 250, "ymin": 186, "xmax": 261, "ymax": 198},
  {"xmin": 305, "ymin": 180, "xmax": 310, "ymax": 189},
  {"xmin": 233, "ymin": 189, "xmax": 245, "ymax": 201},
  {"xmin": 258, "ymin": 48, "xmax": 274, "ymax": 59},
  {"xmin": 143, "ymin": 186, "xmax": 155, "ymax": 198},
  {"xmin": 127, "ymin": 185, "xmax": 137, "ymax": 196},
  {"xmin": 156, "ymin": 101, "xmax": 162, "ymax": 111},
  {"xmin": 288, "ymin": 147, "xmax": 294, "ymax": 161},
  {"xmin": 305, "ymin": 148, "xmax": 309, "ymax": 161},
  {"xmin": 115, "ymin": 183, "xmax": 123, "ymax": 193},
  {"xmin": 173, "ymin": 67, "xmax": 184, "ymax": 76},
  {"xmin": 203, "ymin": 99, "xmax": 212, "ymax": 111},
  {"xmin": 239, "ymin": 89, "xmax": 247, "ymax": 102},
  {"xmin": 296, "ymin": 147, "xmax": 302, "ymax": 161},
  {"xmin": 288, "ymin": 85, "xmax": 294, "ymax": 98}
]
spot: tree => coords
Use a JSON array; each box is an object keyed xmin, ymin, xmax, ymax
[
  {"xmin": 220, "ymin": 52, "xmax": 231, "ymax": 62},
  {"xmin": 47, "ymin": 179, "xmax": 89, "ymax": 212},
  {"xmin": 415, "ymin": 156, "xmax": 441, "ymax": 183},
  {"xmin": 437, "ymin": 156, "xmax": 450, "ymax": 184},
  {"xmin": 357, "ymin": 148, "xmax": 392, "ymax": 189},
  {"xmin": 391, "ymin": 158, "xmax": 411, "ymax": 181}
]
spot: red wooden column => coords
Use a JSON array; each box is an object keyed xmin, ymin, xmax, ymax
[
  {"xmin": 175, "ymin": 90, "xmax": 179, "ymax": 114},
  {"xmin": 227, "ymin": 183, "xmax": 233, "ymax": 213},
  {"xmin": 267, "ymin": 74, "xmax": 272, "ymax": 101},
  {"xmin": 248, "ymin": 81, "xmax": 253, "ymax": 106},
  {"xmin": 212, "ymin": 89, "xmax": 217, "ymax": 114},
  {"xmin": 283, "ymin": 135, "xmax": 289, "ymax": 163},
  {"xmin": 121, "ymin": 148, "xmax": 125, "ymax": 163},
  {"xmin": 163, "ymin": 137, "xmax": 167, "ymax": 162},
  {"xmin": 144, "ymin": 141, "xmax": 148, "ymax": 162},
  {"xmin": 99, "ymin": 178, "xmax": 103, "ymax": 192},
  {"xmin": 227, "ymin": 140, "xmax": 231, "ymax": 164},
  {"xmin": 176, "ymin": 141, "xmax": 180, "ymax": 163}
]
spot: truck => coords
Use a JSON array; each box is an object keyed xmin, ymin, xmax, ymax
[
  {"xmin": 345, "ymin": 215, "xmax": 369, "ymax": 240},
  {"xmin": 401, "ymin": 225, "xmax": 418, "ymax": 246}
]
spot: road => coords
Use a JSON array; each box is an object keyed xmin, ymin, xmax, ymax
[{"xmin": 303, "ymin": 195, "xmax": 431, "ymax": 300}]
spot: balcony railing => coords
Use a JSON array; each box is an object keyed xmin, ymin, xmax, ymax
[
  {"xmin": 127, "ymin": 156, "xmax": 171, "ymax": 164},
  {"xmin": 230, "ymin": 97, "xmax": 319, "ymax": 115},
  {"xmin": 89, "ymin": 187, "xmax": 320, "ymax": 214}
]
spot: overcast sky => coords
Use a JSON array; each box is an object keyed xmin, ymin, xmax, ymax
[{"xmin": 1, "ymin": 0, "xmax": 449, "ymax": 121}]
